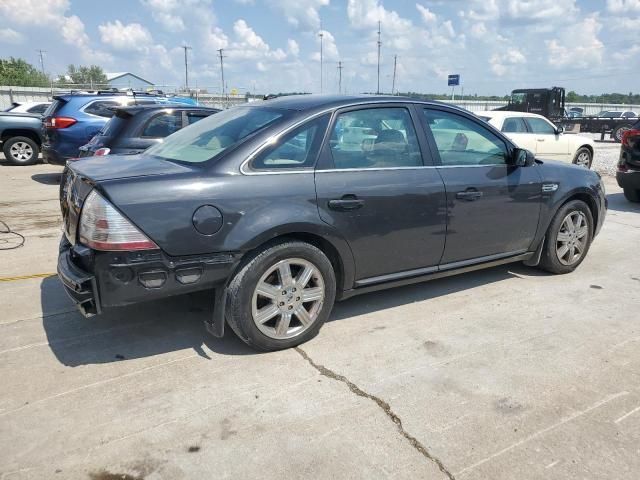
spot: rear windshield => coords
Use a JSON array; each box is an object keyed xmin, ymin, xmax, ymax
[
  {"xmin": 144, "ymin": 106, "xmax": 285, "ymax": 163},
  {"xmin": 43, "ymin": 99, "xmax": 65, "ymax": 117},
  {"xmin": 99, "ymin": 114, "xmax": 128, "ymax": 137}
]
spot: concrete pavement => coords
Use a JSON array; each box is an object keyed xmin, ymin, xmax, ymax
[{"xmin": 1, "ymin": 162, "xmax": 639, "ymax": 479}]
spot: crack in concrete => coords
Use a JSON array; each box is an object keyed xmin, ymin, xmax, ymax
[{"xmin": 295, "ymin": 347, "xmax": 455, "ymax": 480}]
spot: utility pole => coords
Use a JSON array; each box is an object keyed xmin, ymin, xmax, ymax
[
  {"xmin": 319, "ymin": 25, "xmax": 324, "ymax": 94},
  {"xmin": 181, "ymin": 45, "xmax": 192, "ymax": 92},
  {"xmin": 36, "ymin": 50, "xmax": 46, "ymax": 76},
  {"xmin": 376, "ymin": 21, "xmax": 381, "ymax": 94},
  {"xmin": 337, "ymin": 61, "xmax": 343, "ymax": 94},
  {"xmin": 391, "ymin": 54, "xmax": 397, "ymax": 95},
  {"xmin": 217, "ymin": 48, "xmax": 226, "ymax": 98}
]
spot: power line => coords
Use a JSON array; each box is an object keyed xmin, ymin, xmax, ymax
[
  {"xmin": 36, "ymin": 50, "xmax": 46, "ymax": 76},
  {"xmin": 376, "ymin": 20, "xmax": 382, "ymax": 94},
  {"xmin": 181, "ymin": 45, "xmax": 192, "ymax": 91}
]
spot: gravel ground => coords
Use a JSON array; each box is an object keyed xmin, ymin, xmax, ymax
[{"xmin": 586, "ymin": 133, "xmax": 622, "ymax": 177}]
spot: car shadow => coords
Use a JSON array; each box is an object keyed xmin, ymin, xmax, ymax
[
  {"xmin": 41, "ymin": 276, "xmax": 256, "ymax": 367},
  {"xmin": 42, "ymin": 263, "xmax": 540, "ymax": 366},
  {"xmin": 31, "ymin": 173, "xmax": 63, "ymax": 185},
  {"xmin": 606, "ymin": 193, "xmax": 640, "ymax": 213}
]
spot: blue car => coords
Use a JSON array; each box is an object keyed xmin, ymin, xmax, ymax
[{"xmin": 42, "ymin": 91, "xmax": 198, "ymax": 165}]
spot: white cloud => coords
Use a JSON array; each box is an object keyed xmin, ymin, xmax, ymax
[
  {"xmin": 0, "ymin": 0, "xmax": 70, "ymax": 26},
  {"xmin": 288, "ymin": 39, "xmax": 300, "ymax": 56},
  {"xmin": 0, "ymin": 28, "xmax": 24, "ymax": 44},
  {"xmin": 267, "ymin": 0, "xmax": 329, "ymax": 31},
  {"xmin": 416, "ymin": 4, "xmax": 437, "ymax": 24},
  {"xmin": 607, "ymin": 0, "xmax": 640, "ymax": 13},
  {"xmin": 98, "ymin": 20, "xmax": 154, "ymax": 51},
  {"xmin": 612, "ymin": 44, "xmax": 640, "ymax": 61},
  {"xmin": 312, "ymin": 30, "xmax": 340, "ymax": 61},
  {"xmin": 489, "ymin": 48, "xmax": 526, "ymax": 76},
  {"xmin": 230, "ymin": 19, "xmax": 288, "ymax": 61},
  {"xmin": 546, "ymin": 15, "xmax": 604, "ymax": 68}
]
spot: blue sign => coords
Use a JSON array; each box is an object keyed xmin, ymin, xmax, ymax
[{"xmin": 448, "ymin": 74, "xmax": 460, "ymax": 86}]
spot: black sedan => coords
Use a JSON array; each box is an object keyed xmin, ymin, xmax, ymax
[
  {"xmin": 58, "ymin": 95, "xmax": 606, "ymax": 351},
  {"xmin": 616, "ymin": 118, "xmax": 640, "ymax": 202},
  {"xmin": 77, "ymin": 105, "xmax": 219, "ymax": 158}
]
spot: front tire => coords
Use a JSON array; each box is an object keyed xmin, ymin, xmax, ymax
[
  {"xmin": 623, "ymin": 187, "xmax": 640, "ymax": 203},
  {"xmin": 572, "ymin": 147, "xmax": 592, "ymax": 169},
  {"xmin": 226, "ymin": 240, "xmax": 336, "ymax": 351},
  {"xmin": 538, "ymin": 200, "xmax": 593, "ymax": 274},
  {"xmin": 3, "ymin": 136, "xmax": 39, "ymax": 165}
]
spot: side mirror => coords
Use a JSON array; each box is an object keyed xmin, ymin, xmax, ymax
[
  {"xmin": 555, "ymin": 125, "xmax": 564, "ymax": 134},
  {"xmin": 512, "ymin": 148, "xmax": 535, "ymax": 167}
]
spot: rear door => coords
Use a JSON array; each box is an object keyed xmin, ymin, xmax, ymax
[
  {"xmin": 524, "ymin": 116, "xmax": 569, "ymax": 161},
  {"xmin": 500, "ymin": 116, "xmax": 536, "ymax": 152},
  {"xmin": 314, "ymin": 104, "xmax": 447, "ymax": 284},
  {"xmin": 422, "ymin": 107, "xmax": 542, "ymax": 265}
]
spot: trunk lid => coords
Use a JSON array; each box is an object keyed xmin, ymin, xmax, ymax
[{"xmin": 60, "ymin": 154, "xmax": 198, "ymax": 244}]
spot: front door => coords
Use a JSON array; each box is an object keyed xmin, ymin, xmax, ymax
[
  {"xmin": 422, "ymin": 107, "xmax": 542, "ymax": 265},
  {"xmin": 315, "ymin": 105, "xmax": 447, "ymax": 283},
  {"xmin": 524, "ymin": 116, "xmax": 569, "ymax": 161}
]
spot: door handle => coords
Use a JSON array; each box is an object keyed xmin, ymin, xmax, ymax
[
  {"xmin": 537, "ymin": 138, "xmax": 545, "ymax": 142},
  {"xmin": 455, "ymin": 190, "xmax": 483, "ymax": 201},
  {"xmin": 328, "ymin": 195, "xmax": 365, "ymax": 211}
]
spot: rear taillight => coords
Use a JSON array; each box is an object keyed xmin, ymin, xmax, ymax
[
  {"xmin": 45, "ymin": 116, "xmax": 77, "ymax": 129},
  {"xmin": 79, "ymin": 190, "xmax": 158, "ymax": 251},
  {"xmin": 621, "ymin": 129, "xmax": 640, "ymax": 147},
  {"xmin": 94, "ymin": 148, "xmax": 110, "ymax": 156}
]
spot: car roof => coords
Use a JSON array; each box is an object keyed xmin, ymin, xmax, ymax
[
  {"xmin": 475, "ymin": 110, "xmax": 549, "ymax": 120},
  {"xmin": 254, "ymin": 94, "xmax": 455, "ymax": 112}
]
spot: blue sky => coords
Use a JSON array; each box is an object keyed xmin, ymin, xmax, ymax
[{"xmin": 0, "ymin": 0, "xmax": 639, "ymax": 95}]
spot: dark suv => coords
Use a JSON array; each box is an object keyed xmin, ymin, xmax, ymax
[
  {"xmin": 617, "ymin": 119, "xmax": 640, "ymax": 202},
  {"xmin": 57, "ymin": 95, "xmax": 606, "ymax": 351},
  {"xmin": 78, "ymin": 105, "xmax": 219, "ymax": 158}
]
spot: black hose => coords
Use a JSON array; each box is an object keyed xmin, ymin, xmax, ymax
[{"xmin": 0, "ymin": 220, "xmax": 25, "ymax": 250}]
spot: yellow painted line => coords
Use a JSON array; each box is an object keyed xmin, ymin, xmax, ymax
[{"xmin": 0, "ymin": 273, "xmax": 57, "ymax": 282}]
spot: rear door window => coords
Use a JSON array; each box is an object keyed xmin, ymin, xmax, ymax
[
  {"xmin": 27, "ymin": 104, "xmax": 49, "ymax": 114},
  {"xmin": 186, "ymin": 111, "xmax": 213, "ymax": 125},
  {"xmin": 83, "ymin": 100, "xmax": 120, "ymax": 118},
  {"xmin": 502, "ymin": 117, "xmax": 528, "ymax": 133},
  {"xmin": 141, "ymin": 111, "xmax": 183, "ymax": 138},
  {"xmin": 329, "ymin": 107, "xmax": 422, "ymax": 169}
]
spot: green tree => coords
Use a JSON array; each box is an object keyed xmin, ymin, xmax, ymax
[
  {"xmin": 57, "ymin": 64, "xmax": 108, "ymax": 89},
  {"xmin": 0, "ymin": 57, "xmax": 49, "ymax": 87}
]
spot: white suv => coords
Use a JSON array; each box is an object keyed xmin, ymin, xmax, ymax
[{"xmin": 476, "ymin": 111, "xmax": 595, "ymax": 168}]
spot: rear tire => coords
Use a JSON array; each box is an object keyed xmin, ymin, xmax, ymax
[
  {"xmin": 572, "ymin": 147, "xmax": 592, "ymax": 169},
  {"xmin": 613, "ymin": 125, "xmax": 631, "ymax": 143},
  {"xmin": 3, "ymin": 136, "xmax": 39, "ymax": 165},
  {"xmin": 225, "ymin": 240, "xmax": 336, "ymax": 351},
  {"xmin": 623, "ymin": 187, "xmax": 640, "ymax": 203},
  {"xmin": 538, "ymin": 200, "xmax": 593, "ymax": 274}
]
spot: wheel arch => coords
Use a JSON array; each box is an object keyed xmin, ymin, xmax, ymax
[
  {"xmin": 559, "ymin": 190, "xmax": 599, "ymax": 232},
  {"xmin": 1, "ymin": 129, "xmax": 41, "ymax": 145},
  {"xmin": 233, "ymin": 225, "xmax": 356, "ymax": 296}
]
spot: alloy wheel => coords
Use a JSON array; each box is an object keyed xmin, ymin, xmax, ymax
[
  {"xmin": 9, "ymin": 142, "xmax": 34, "ymax": 162},
  {"xmin": 575, "ymin": 151, "xmax": 590, "ymax": 168},
  {"xmin": 555, "ymin": 211, "xmax": 588, "ymax": 266},
  {"xmin": 251, "ymin": 258, "xmax": 325, "ymax": 339}
]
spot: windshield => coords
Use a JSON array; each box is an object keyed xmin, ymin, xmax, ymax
[
  {"xmin": 510, "ymin": 93, "xmax": 526, "ymax": 105},
  {"xmin": 598, "ymin": 111, "xmax": 621, "ymax": 117},
  {"xmin": 145, "ymin": 106, "xmax": 285, "ymax": 163}
]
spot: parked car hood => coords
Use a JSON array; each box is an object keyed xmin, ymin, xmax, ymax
[{"xmin": 68, "ymin": 154, "xmax": 196, "ymax": 181}]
